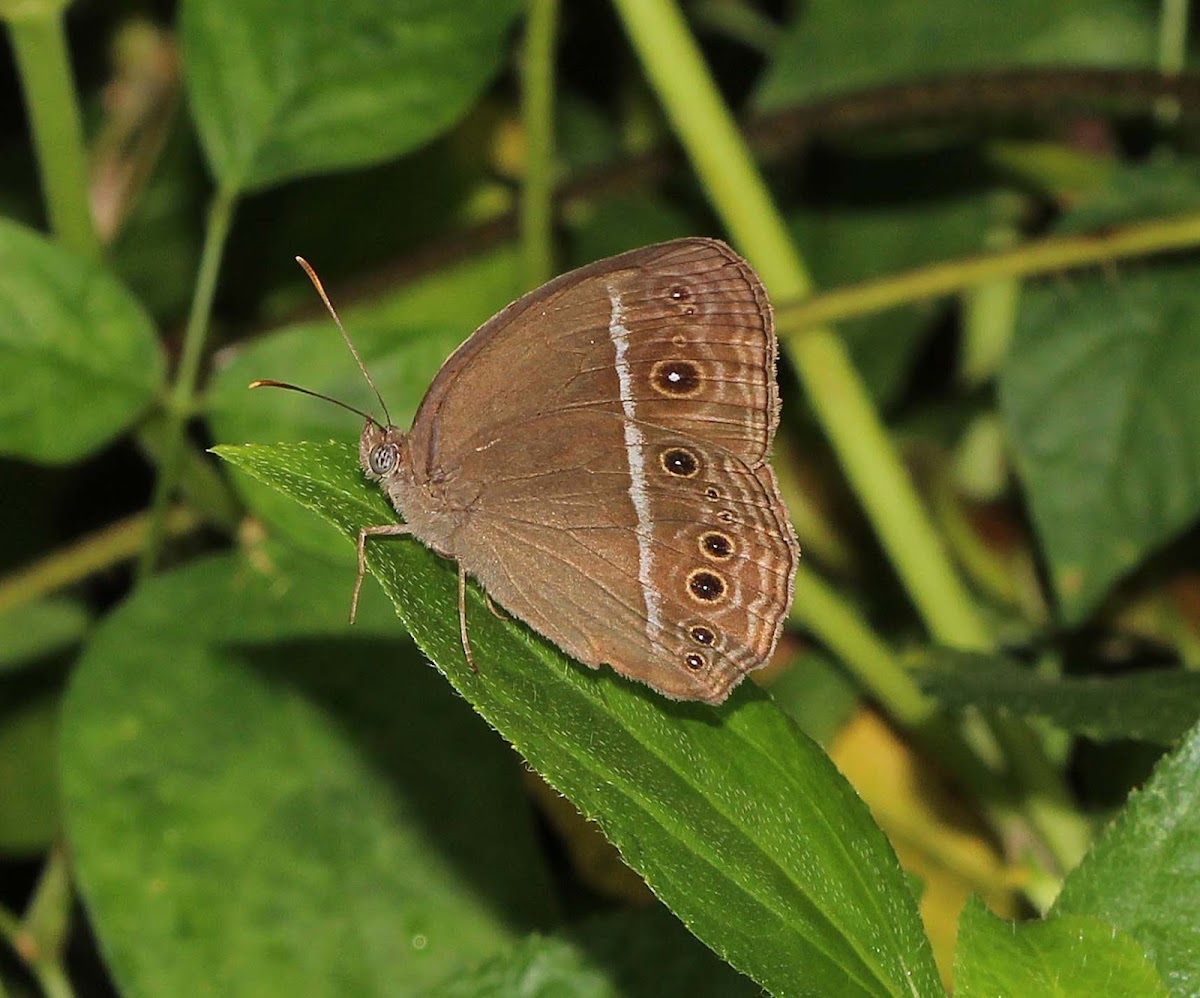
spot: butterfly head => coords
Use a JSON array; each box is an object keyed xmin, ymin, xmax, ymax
[
  {"xmin": 253, "ymin": 257, "xmax": 407, "ymax": 484},
  {"xmin": 359, "ymin": 420, "xmax": 409, "ymax": 483}
]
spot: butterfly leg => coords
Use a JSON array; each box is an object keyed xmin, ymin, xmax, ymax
[
  {"xmin": 458, "ymin": 562, "xmax": 479, "ymax": 674},
  {"xmin": 351, "ymin": 524, "xmax": 412, "ymax": 623},
  {"xmin": 484, "ymin": 592, "xmax": 508, "ymax": 621}
]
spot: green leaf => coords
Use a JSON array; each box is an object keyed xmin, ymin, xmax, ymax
[
  {"xmin": 208, "ymin": 248, "xmax": 520, "ymax": 560},
  {"xmin": 212, "ymin": 440, "xmax": 945, "ymax": 998},
  {"xmin": 0, "ymin": 687, "xmax": 61, "ymax": 853},
  {"xmin": 1051, "ymin": 159, "xmax": 1200, "ymax": 234},
  {"xmin": 426, "ymin": 935, "xmax": 614, "ymax": 998},
  {"xmin": 427, "ymin": 908, "xmax": 760, "ymax": 998},
  {"xmin": 1054, "ymin": 720, "xmax": 1200, "ymax": 996},
  {"xmin": 180, "ymin": 0, "xmax": 523, "ymax": 191},
  {"xmin": 1000, "ymin": 260, "xmax": 1200, "ymax": 621},
  {"xmin": 954, "ymin": 897, "xmax": 1169, "ymax": 998},
  {"xmin": 916, "ymin": 651, "xmax": 1200, "ymax": 744},
  {"xmin": 0, "ymin": 219, "xmax": 164, "ymax": 463},
  {"xmin": 565, "ymin": 192, "xmax": 695, "ymax": 265},
  {"xmin": 61, "ymin": 544, "xmax": 555, "ymax": 996},
  {"xmin": 0, "ymin": 598, "xmax": 90, "ymax": 673},
  {"xmin": 756, "ymin": 0, "xmax": 1153, "ymax": 111}
]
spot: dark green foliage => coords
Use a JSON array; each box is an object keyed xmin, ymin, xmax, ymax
[{"xmin": 2, "ymin": 1, "xmax": 1199, "ymax": 996}]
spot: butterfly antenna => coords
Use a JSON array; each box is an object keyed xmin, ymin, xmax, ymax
[
  {"xmin": 248, "ymin": 380, "xmax": 381, "ymax": 426},
  {"xmin": 295, "ymin": 256, "xmax": 392, "ymax": 426}
]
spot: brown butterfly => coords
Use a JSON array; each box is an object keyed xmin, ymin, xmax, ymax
[{"xmin": 255, "ymin": 238, "xmax": 798, "ymax": 703}]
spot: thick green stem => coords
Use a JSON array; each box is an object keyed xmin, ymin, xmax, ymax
[
  {"xmin": 520, "ymin": 0, "xmax": 558, "ymax": 288},
  {"xmin": 790, "ymin": 568, "xmax": 934, "ymax": 729},
  {"xmin": 611, "ymin": 0, "xmax": 1093, "ymax": 877},
  {"xmin": 138, "ymin": 186, "xmax": 237, "ymax": 578},
  {"xmin": 612, "ymin": 0, "xmax": 989, "ymax": 651},
  {"xmin": 6, "ymin": 8, "xmax": 100, "ymax": 259}
]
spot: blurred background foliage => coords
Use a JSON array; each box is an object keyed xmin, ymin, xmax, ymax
[{"xmin": 2, "ymin": 0, "xmax": 1200, "ymax": 995}]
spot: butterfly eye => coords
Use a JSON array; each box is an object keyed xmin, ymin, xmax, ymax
[{"xmin": 369, "ymin": 442, "xmax": 399, "ymax": 475}]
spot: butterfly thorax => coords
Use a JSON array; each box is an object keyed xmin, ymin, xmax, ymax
[{"xmin": 359, "ymin": 420, "xmax": 462, "ymax": 559}]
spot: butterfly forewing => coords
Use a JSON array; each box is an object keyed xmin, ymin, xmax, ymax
[
  {"xmin": 602, "ymin": 240, "xmax": 777, "ymax": 464},
  {"xmin": 407, "ymin": 239, "xmax": 778, "ymax": 473}
]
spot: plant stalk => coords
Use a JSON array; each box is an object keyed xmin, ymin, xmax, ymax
[
  {"xmin": 0, "ymin": 506, "xmax": 201, "ymax": 613},
  {"xmin": 520, "ymin": 0, "xmax": 559, "ymax": 288},
  {"xmin": 138, "ymin": 186, "xmax": 236, "ymax": 578},
  {"xmin": 1155, "ymin": 0, "xmax": 1189, "ymax": 122},
  {"xmin": 790, "ymin": 568, "xmax": 934, "ymax": 729},
  {"xmin": 6, "ymin": 7, "xmax": 101, "ymax": 259},
  {"xmin": 777, "ymin": 211, "xmax": 1200, "ymax": 333},
  {"xmin": 611, "ymin": 0, "xmax": 1093, "ymax": 877}
]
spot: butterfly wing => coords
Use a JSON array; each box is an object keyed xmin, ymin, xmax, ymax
[
  {"xmin": 452, "ymin": 410, "xmax": 796, "ymax": 702},
  {"xmin": 406, "ymin": 237, "xmax": 797, "ymax": 702}
]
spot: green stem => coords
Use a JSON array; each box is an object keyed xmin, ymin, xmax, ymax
[
  {"xmin": 690, "ymin": 0, "xmax": 781, "ymax": 54},
  {"xmin": 777, "ymin": 211, "xmax": 1200, "ymax": 333},
  {"xmin": 790, "ymin": 568, "xmax": 934, "ymax": 729},
  {"xmin": 1154, "ymin": 0, "xmax": 1189, "ymax": 123},
  {"xmin": 21, "ymin": 843, "xmax": 75, "ymax": 998},
  {"xmin": 0, "ymin": 506, "xmax": 201, "ymax": 613},
  {"xmin": 30, "ymin": 965, "xmax": 75, "ymax": 998},
  {"xmin": 1158, "ymin": 0, "xmax": 1188, "ymax": 75},
  {"xmin": 520, "ymin": 0, "xmax": 559, "ymax": 288},
  {"xmin": 959, "ymin": 193, "xmax": 1022, "ymax": 387},
  {"xmin": 138, "ymin": 186, "xmax": 237, "ymax": 579},
  {"xmin": 136, "ymin": 415, "xmax": 243, "ymax": 532},
  {"xmin": 6, "ymin": 7, "xmax": 101, "ymax": 259},
  {"xmin": 0, "ymin": 872, "xmax": 76, "ymax": 998},
  {"xmin": 612, "ymin": 0, "xmax": 803, "ymax": 292},
  {"xmin": 22, "ymin": 843, "xmax": 70, "ymax": 957}
]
